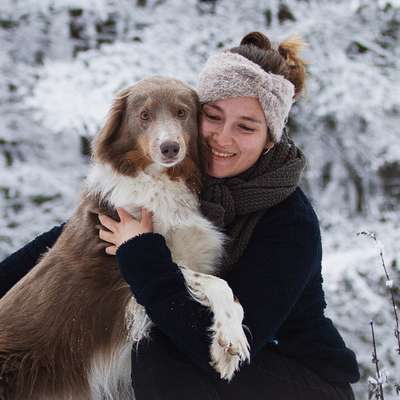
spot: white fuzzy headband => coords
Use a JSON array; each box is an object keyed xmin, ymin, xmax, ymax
[{"xmin": 197, "ymin": 50, "xmax": 295, "ymax": 143}]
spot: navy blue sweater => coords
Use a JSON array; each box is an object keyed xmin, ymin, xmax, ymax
[{"xmin": 0, "ymin": 187, "xmax": 360, "ymax": 384}]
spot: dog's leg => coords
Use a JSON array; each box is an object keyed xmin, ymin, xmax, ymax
[
  {"xmin": 179, "ymin": 267, "xmax": 251, "ymax": 381},
  {"xmin": 125, "ymin": 298, "xmax": 153, "ymax": 344}
]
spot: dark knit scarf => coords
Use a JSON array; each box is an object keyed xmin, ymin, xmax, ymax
[{"xmin": 200, "ymin": 129, "xmax": 307, "ymax": 272}]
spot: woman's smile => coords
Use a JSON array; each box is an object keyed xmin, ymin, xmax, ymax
[{"xmin": 208, "ymin": 144, "xmax": 237, "ymax": 159}]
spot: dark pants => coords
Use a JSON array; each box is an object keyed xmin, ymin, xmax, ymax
[{"xmin": 131, "ymin": 330, "xmax": 355, "ymax": 400}]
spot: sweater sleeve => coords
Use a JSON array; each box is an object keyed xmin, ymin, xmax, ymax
[
  {"xmin": 0, "ymin": 223, "xmax": 66, "ymax": 298},
  {"xmin": 116, "ymin": 211, "xmax": 320, "ymax": 379}
]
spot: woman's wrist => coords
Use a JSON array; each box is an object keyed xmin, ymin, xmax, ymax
[{"xmin": 116, "ymin": 232, "xmax": 165, "ymax": 257}]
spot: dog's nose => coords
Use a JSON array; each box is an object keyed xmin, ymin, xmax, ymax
[{"xmin": 160, "ymin": 141, "xmax": 180, "ymax": 159}]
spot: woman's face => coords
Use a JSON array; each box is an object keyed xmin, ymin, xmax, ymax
[{"xmin": 200, "ymin": 96, "xmax": 273, "ymax": 178}]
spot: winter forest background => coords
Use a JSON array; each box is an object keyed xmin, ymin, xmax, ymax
[{"xmin": 0, "ymin": 0, "xmax": 399, "ymax": 398}]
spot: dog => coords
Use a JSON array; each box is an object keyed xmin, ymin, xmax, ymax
[{"xmin": 0, "ymin": 77, "xmax": 250, "ymax": 400}]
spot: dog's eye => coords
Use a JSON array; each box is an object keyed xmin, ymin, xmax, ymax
[
  {"xmin": 140, "ymin": 111, "xmax": 150, "ymax": 120},
  {"xmin": 177, "ymin": 109, "xmax": 187, "ymax": 119}
]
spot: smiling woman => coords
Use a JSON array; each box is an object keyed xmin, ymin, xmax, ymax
[
  {"xmin": 124, "ymin": 31, "xmax": 359, "ymax": 400},
  {"xmin": 201, "ymin": 96, "xmax": 273, "ymax": 178}
]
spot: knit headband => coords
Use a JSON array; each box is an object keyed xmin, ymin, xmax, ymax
[{"xmin": 197, "ymin": 50, "xmax": 295, "ymax": 143}]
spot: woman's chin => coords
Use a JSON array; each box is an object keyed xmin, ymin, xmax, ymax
[{"xmin": 207, "ymin": 165, "xmax": 235, "ymax": 178}]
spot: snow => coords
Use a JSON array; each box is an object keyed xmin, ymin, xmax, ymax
[{"xmin": 1, "ymin": 0, "xmax": 399, "ymax": 398}]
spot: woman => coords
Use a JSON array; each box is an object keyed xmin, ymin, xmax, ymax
[{"xmin": 0, "ymin": 32, "xmax": 360, "ymax": 399}]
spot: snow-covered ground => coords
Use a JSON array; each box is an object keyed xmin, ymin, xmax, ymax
[{"xmin": 1, "ymin": 0, "xmax": 399, "ymax": 398}]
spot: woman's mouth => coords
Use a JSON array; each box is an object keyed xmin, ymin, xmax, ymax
[{"xmin": 209, "ymin": 146, "xmax": 237, "ymax": 159}]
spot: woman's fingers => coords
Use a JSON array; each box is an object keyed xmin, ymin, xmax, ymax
[
  {"xmin": 98, "ymin": 208, "xmax": 153, "ymax": 257},
  {"xmin": 116, "ymin": 207, "xmax": 133, "ymax": 223},
  {"xmin": 99, "ymin": 229, "xmax": 115, "ymax": 244},
  {"xmin": 98, "ymin": 214, "xmax": 117, "ymax": 231},
  {"xmin": 141, "ymin": 208, "xmax": 154, "ymax": 229}
]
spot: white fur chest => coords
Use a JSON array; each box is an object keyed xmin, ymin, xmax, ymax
[
  {"xmin": 85, "ymin": 162, "xmax": 224, "ymax": 275},
  {"xmin": 85, "ymin": 163, "xmax": 201, "ymax": 237}
]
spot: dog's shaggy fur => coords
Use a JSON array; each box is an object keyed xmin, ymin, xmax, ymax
[{"xmin": 0, "ymin": 77, "xmax": 249, "ymax": 400}]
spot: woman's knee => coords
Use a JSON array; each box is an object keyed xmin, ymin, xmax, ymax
[
  {"xmin": 215, "ymin": 347, "xmax": 354, "ymax": 400},
  {"xmin": 131, "ymin": 331, "xmax": 220, "ymax": 400}
]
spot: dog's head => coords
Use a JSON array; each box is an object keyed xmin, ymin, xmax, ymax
[{"xmin": 93, "ymin": 76, "xmax": 203, "ymax": 193}]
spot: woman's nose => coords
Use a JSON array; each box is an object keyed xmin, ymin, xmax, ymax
[{"xmin": 213, "ymin": 123, "xmax": 232, "ymax": 145}]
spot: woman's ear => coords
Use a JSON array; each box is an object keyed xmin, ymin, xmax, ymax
[{"xmin": 92, "ymin": 88, "xmax": 130, "ymax": 162}]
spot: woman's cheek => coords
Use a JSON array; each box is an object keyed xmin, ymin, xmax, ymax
[{"xmin": 240, "ymin": 138, "xmax": 264, "ymax": 160}]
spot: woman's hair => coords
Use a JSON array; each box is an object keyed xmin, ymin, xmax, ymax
[{"xmin": 229, "ymin": 31, "xmax": 308, "ymax": 99}]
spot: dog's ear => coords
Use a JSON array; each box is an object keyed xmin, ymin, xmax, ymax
[
  {"xmin": 196, "ymin": 101, "xmax": 208, "ymax": 176},
  {"xmin": 92, "ymin": 88, "xmax": 130, "ymax": 162},
  {"xmin": 186, "ymin": 89, "xmax": 204, "ymax": 173}
]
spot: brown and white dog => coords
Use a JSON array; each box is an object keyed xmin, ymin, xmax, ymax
[{"xmin": 0, "ymin": 77, "xmax": 250, "ymax": 400}]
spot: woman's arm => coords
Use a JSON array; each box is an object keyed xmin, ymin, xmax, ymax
[
  {"xmin": 116, "ymin": 232, "xmax": 219, "ymax": 378},
  {"xmin": 0, "ymin": 223, "xmax": 66, "ymax": 298},
  {"xmin": 115, "ymin": 210, "xmax": 320, "ymax": 380}
]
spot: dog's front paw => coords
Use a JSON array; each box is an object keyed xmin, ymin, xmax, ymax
[{"xmin": 209, "ymin": 305, "xmax": 250, "ymax": 381}]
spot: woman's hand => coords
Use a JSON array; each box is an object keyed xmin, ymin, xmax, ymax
[{"xmin": 98, "ymin": 207, "xmax": 153, "ymax": 255}]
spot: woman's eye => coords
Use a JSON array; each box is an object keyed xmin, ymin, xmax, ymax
[
  {"xmin": 204, "ymin": 112, "xmax": 220, "ymax": 121},
  {"xmin": 239, "ymin": 125, "xmax": 255, "ymax": 132}
]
